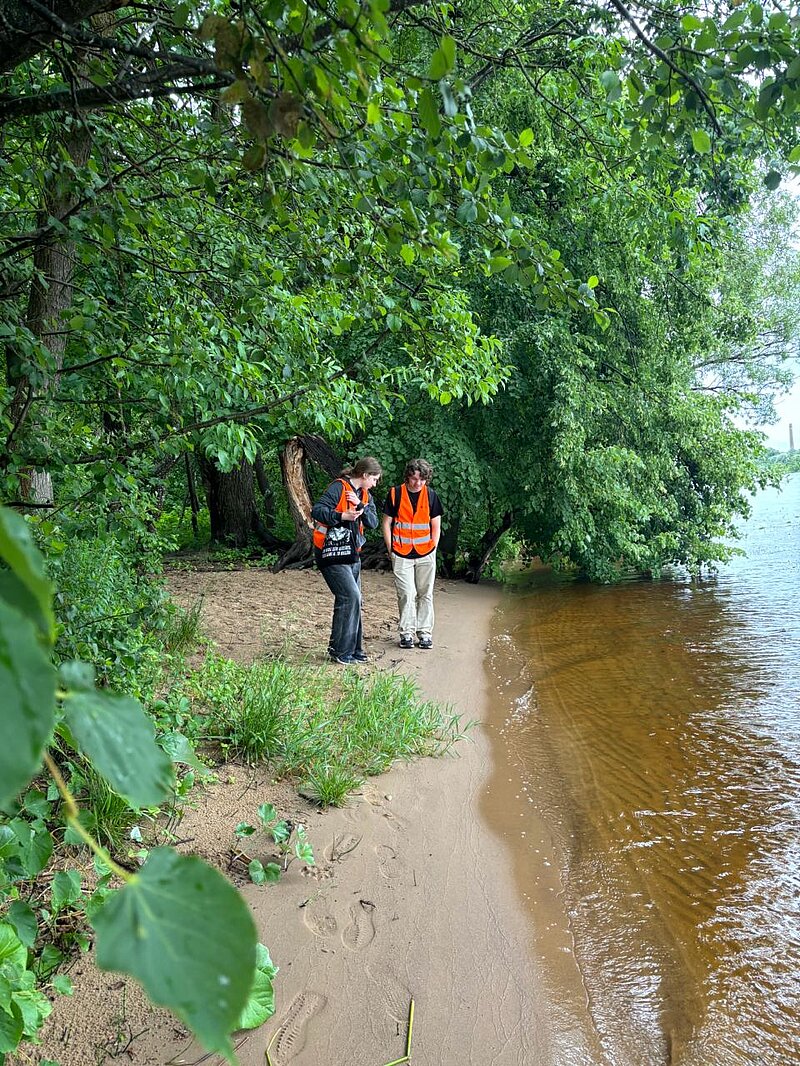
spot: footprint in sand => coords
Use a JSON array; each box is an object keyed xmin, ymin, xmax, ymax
[
  {"xmin": 376, "ymin": 843, "xmax": 399, "ymax": 881},
  {"xmin": 325, "ymin": 832, "xmax": 362, "ymax": 864},
  {"xmin": 269, "ymin": 991, "xmax": 326, "ymax": 1063},
  {"xmin": 302, "ymin": 906, "xmax": 338, "ymax": 939},
  {"xmin": 341, "ymin": 900, "xmax": 376, "ymax": 951},
  {"xmin": 367, "ymin": 965, "xmax": 412, "ymax": 1026}
]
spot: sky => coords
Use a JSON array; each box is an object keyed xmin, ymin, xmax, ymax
[{"xmin": 755, "ymin": 361, "xmax": 800, "ymax": 451}]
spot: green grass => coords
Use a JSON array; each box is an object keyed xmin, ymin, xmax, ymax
[
  {"xmin": 161, "ymin": 598, "xmax": 204, "ymax": 655},
  {"xmin": 69, "ymin": 760, "xmax": 139, "ymax": 853},
  {"xmin": 186, "ymin": 654, "xmax": 466, "ymax": 806}
]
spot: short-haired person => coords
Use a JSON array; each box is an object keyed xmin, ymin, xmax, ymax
[
  {"xmin": 382, "ymin": 458, "xmax": 443, "ymax": 649},
  {"xmin": 312, "ymin": 456, "xmax": 382, "ymax": 665}
]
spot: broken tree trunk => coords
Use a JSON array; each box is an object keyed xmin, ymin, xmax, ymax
[{"xmin": 272, "ymin": 435, "xmax": 344, "ymax": 571}]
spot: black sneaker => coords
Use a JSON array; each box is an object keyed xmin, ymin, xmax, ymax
[
  {"xmin": 418, "ymin": 636, "xmax": 433, "ymax": 649},
  {"xmin": 330, "ymin": 653, "xmax": 355, "ymax": 665},
  {"xmin": 351, "ymin": 650, "xmax": 369, "ymax": 663},
  {"xmin": 399, "ymin": 635, "xmax": 414, "ymax": 649}
]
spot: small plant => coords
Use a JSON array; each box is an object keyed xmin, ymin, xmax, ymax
[
  {"xmin": 234, "ymin": 804, "xmax": 315, "ymax": 885},
  {"xmin": 160, "ymin": 598, "xmax": 204, "ymax": 655},
  {"xmin": 208, "ymin": 546, "xmax": 278, "ymax": 570},
  {"xmin": 67, "ymin": 759, "xmax": 141, "ymax": 854},
  {"xmin": 301, "ymin": 764, "xmax": 363, "ymax": 808}
]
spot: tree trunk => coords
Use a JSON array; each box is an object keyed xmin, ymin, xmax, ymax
[
  {"xmin": 185, "ymin": 452, "xmax": 200, "ymax": 538},
  {"xmin": 198, "ymin": 456, "xmax": 261, "ymax": 547},
  {"xmin": 463, "ymin": 512, "xmax": 513, "ymax": 584},
  {"xmin": 437, "ymin": 512, "xmax": 461, "ymax": 577},
  {"xmin": 5, "ymin": 64, "xmax": 92, "ymax": 501},
  {"xmin": 253, "ymin": 452, "xmax": 275, "ymax": 527},
  {"xmin": 272, "ymin": 437, "xmax": 315, "ymax": 570}
]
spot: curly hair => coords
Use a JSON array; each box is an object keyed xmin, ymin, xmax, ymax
[{"xmin": 403, "ymin": 458, "xmax": 433, "ymax": 482}]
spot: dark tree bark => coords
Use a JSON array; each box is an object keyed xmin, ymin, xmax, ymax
[
  {"xmin": 198, "ymin": 455, "xmax": 262, "ymax": 548},
  {"xmin": 0, "ymin": 0, "xmax": 121, "ymax": 71},
  {"xmin": 5, "ymin": 86, "xmax": 92, "ymax": 500},
  {"xmin": 437, "ymin": 512, "xmax": 461, "ymax": 577},
  {"xmin": 463, "ymin": 512, "xmax": 513, "ymax": 584},
  {"xmin": 185, "ymin": 452, "xmax": 200, "ymax": 538},
  {"xmin": 253, "ymin": 452, "xmax": 275, "ymax": 526}
]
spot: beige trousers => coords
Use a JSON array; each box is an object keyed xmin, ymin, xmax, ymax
[{"xmin": 391, "ymin": 551, "xmax": 436, "ymax": 637}]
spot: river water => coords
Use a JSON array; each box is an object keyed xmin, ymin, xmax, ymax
[{"xmin": 483, "ymin": 474, "xmax": 800, "ymax": 1066}]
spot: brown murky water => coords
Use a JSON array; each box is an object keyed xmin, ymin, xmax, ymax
[{"xmin": 483, "ymin": 475, "xmax": 800, "ymax": 1066}]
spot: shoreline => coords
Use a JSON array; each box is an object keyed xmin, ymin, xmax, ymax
[{"xmin": 16, "ymin": 569, "xmax": 558, "ymax": 1065}]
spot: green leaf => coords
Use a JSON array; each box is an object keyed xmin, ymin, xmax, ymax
[
  {"xmin": 242, "ymin": 144, "xmax": 266, "ymax": 172},
  {"xmin": 58, "ymin": 660, "xmax": 95, "ymax": 692},
  {"xmin": 62, "ymin": 690, "xmax": 173, "ymax": 808},
  {"xmin": 0, "ymin": 601, "xmax": 56, "ymax": 807},
  {"xmin": 764, "ymin": 169, "xmax": 782, "ymax": 190},
  {"xmin": 599, "ymin": 70, "xmax": 621, "ymax": 102},
  {"xmin": 0, "ymin": 508, "xmax": 55, "ymax": 642},
  {"xmin": 0, "ymin": 924, "xmax": 27, "ymax": 971},
  {"xmin": 235, "ymin": 943, "xmax": 277, "ymax": 1030},
  {"xmin": 0, "ymin": 572, "xmax": 52, "ymax": 640},
  {"xmin": 587, "ymin": 275, "xmax": 600, "ymax": 289},
  {"xmin": 12, "ymin": 819, "xmax": 53, "ymax": 877},
  {"xmin": 691, "ymin": 129, "xmax": 711, "ymax": 154},
  {"xmin": 248, "ymin": 859, "xmax": 267, "ymax": 884},
  {"xmin": 789, "ymin": 146, "xmax": 800, "ymax": 163},
  {"xmin": 160, "ymin": 731, "xmax": 204, "ymax": 772},
  {"xmin": 681, "ymin": 15, "xmax": 703, "ymax": 31},
  {"xmin": 93, "ymin": 848, "xmax": 257, "ymax": 1060},
  {"xmin": 418, "ymin": 87, "xmax": 441, "ymax": 138},
  {"xmin": 518, "ymin": 128, "xmax": 534, "ymax": 148},
  {"xmin": 429, "ymin": 35, "xmax": 456, "ymax": 79},
  {"xmin": 0, "ymin": 1000, "xmax": 24, "ymax": 1054},
  {"xmin": 6, "ymin": 902, "xmax": 37, "ymax": 949},
  {"xmin": 51, "ymin": 870, "xmax": 82, "ymax": 913},
  {"xmin": 51, "ymin": 974, "xmax": 74, "ymax": 996}
]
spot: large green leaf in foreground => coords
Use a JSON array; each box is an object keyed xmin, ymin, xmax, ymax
[
  {"xmin": 62, "ymin": 690, "xmax": 173, "ymax": 807},
  {"xmin": 93, "ymin": 848, "xmax": 257, "ymax": 1060},
  {"xmin": 0, "ymin": 508, "xmax": 55, "ymax": 641},
  {"xmin": 0, "ymin": 600, "xmax": 56, "ymax": 807}
]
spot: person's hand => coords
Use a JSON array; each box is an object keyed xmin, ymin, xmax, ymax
[
  {"xmin": 342, "ymin": 508, "xmax": 362, "ymax": 521},
  {"xmin": 345, "ymin": 490, "xmax": 361, "ymax": 506}
]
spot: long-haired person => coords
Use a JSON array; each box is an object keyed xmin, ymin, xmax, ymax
[{"xmin": 311, "ymin": 456, "xmax": 382, "ymax": 664}]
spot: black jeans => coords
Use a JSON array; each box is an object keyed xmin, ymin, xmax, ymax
[{"xmin": 319, "ymin": 559, "xmax": 364, "ymax": 658}]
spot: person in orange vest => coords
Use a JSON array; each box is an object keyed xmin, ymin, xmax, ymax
[
  {"xmin": 381, "ymin": 458, "xmax": 443, "ymax": 649},
  {"xmin": 311, "ymin": 456, "xmax": 382, "ymax": 664}
]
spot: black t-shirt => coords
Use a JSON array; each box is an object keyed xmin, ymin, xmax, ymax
[{"xmin": 383, "ymin": 484, "xmax": 443, "ymax": 558}]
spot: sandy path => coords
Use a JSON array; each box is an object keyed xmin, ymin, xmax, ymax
[{"xmin": 17, "ymin": 569, "xmax": 555, "ymax": 1065}]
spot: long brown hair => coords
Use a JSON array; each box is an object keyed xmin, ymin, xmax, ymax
[{"xmin": 342, "ymin": 456, "xmax": 382, "ymax": 480}]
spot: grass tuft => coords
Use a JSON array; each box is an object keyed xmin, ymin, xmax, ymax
[{"xmin": 185, "ymin": 654, "xmax": 464, "ymax": 806}]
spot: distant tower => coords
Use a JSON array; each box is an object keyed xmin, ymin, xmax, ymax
[{"xmin": 790, "ymin": 423, "xmax": 795, "ymax": 452}]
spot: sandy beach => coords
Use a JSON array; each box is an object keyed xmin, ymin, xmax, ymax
[{"xmin": 18, "ymin": 568, "xmax": 557, "ymax": 1066}]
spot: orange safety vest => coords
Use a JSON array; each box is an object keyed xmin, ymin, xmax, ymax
[
  {"xmin": 313, "ymin": 479, "xmax": 368, "ymax": 550},
  {"xmin": 390, "ymin": 484, "xmax": 436, "ymax": 556}
]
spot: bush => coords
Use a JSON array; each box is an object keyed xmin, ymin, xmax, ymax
[{"xmin": 49, "ymin": 536, "xmax": 171, "ymax": 700}]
